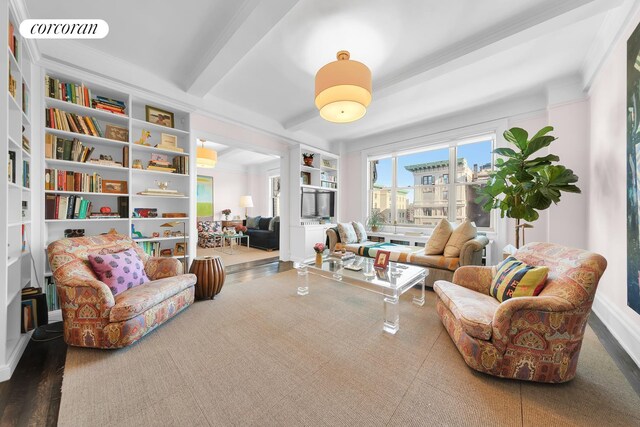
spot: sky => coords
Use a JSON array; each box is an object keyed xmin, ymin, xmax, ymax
[{"xmin": 373, "ymin": 140, "xmax": 492, "ymax": 203}]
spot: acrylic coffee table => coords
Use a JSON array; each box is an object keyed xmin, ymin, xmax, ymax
[{"xmin": 296, "ymin": 255, "xmax": 427, "ymax": 334}]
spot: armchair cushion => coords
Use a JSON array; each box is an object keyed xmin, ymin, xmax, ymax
[
  {"xmin": 490, "ymin": 256, "xmax": 548, "ymax": 302},
  {"xmin": 88, "ymin": 250, "xmax": 149, "ymax": 296},
  {"xmin": 110, "ymin": 274, "xmax": 197, "ymax": 322},
  {"xmin": 434, "ymin": 280, "xmax": 499, "ymax": 340}
]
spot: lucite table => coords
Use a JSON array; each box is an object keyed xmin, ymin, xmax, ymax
[{"xmin": 296, "ymin": 255, "xmax": 427, "ymax": 334}]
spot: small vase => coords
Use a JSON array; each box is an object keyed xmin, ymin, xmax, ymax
[
  {"xmin": 303, "ymin": 157, "xmax": 313, "ymax": 166},
  {"xmin": 315, "ymin": 252, "xmax": 323, "ymax": 266},
  {"xmin": 224, "ymin": 215, "xmax": 229, "ymax": 221}
]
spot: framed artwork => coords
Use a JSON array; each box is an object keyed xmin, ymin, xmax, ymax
[
  {"xmin": 627, "ymin": 24, "xmax": 640, "ymax": 314},
  {"xmin": 174, "ymin": 242, "xmax": 186, "ymax": 256},
  {"xmin": 197, "ymin": 175, "xmax": 214, "ymax": 217},
  {"xmin": 133, "ymin": 208, "xmax": 158, "ymax": 218},
  {"xmin": 160, "ymin": 248, "xmax": 173, "ymax": 257},
  {"xmin": 374, "ymin": 250, "xmax": 391, "ymax": 269},
  {"xmin": 145, "ymin": 105, "xmax": 174, "ymax": 128},
  {"xmin": 102, "ymin": 180, "xmax": 127, "ymax": 194},
  {"xmin": 105, "ymin": 124, "xmax": 129, "ymax": 142},
  {"xmin": 160, "ymin": 133, "xmax": 178, "ymax": 148},
  {"xmin": 300, "ymin": 171, "xmax": 311, "ymax": 185},
  {"xmin": 151, "ymin": 153, "xmax": 169, "ymax": 162}
]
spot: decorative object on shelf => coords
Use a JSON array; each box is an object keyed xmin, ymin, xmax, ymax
[
  {"xmin": 315, "ymin": 50, "xmax": 372, "ymax": 123},
  {"xmin": 239, "ymin": 195, "xmax": 254, "ymax": 218},
  {"xmin": 133, "ymin": 208, "xmax": 158, "ymax": 218},
  {"xmin": 367, "ymin": 209, "xmax": 385, "ymax": 232},
  {"xmin": 162, "ymin": 221, "xmax": 187, "ymax": 266},
  {"xmin": 106, "ymin": 228, "xmax": 119, "ymax": 235},
  {"xmin": 156, "ymin": 180, "xmax": 170, "ymax": 191},
  {"xmin": 152, "ymin": 232, "xmax": 160, "ymax": 238},
  {"xmin": 477, "ymin": 126, "xmax": 580, "ymax": 248},
  {"xmin": 131, "ymin": 224, "xmax": 144, "ymax": 239},
  {"xmin": 313, "ymin": 242, "xmax": 325, "ymax": 266},
  {"xmin": 222, "ymin": 209, "xmax": 231, "ymax": 220},
  {"xmin": 196, "ymin": 175, "xmax": 214, "ymax": 217},
  {"xmin": 22, "ymin": 135, "xmax": 30, "ymax": 154},
  {"xmin": 300, "ymin": 171, "xmax": 311, "ymax": 185},
  {"xmin": 145, "ymin": 105, "xmax": 175, "ymax": 128},
  {"xmin": 135, "ymin": 129, "xmax": 151, "ymax": 146},
  {"xmin": 64, "ymin": 229, "xmax": 85, "ymax": 238},
  {"xmin": 321, "ymin": 159, "xmax": 333, "ymax": 168},
  {"xmin": 104, "ymin": 123, "xmax": 129, "ymax": 142},
  {"xmin": 196, "ymin": 139, "xmax": 217, "ymax": 168},
  {"xmin": 102, "ymin": 180, "xmax": 128, "ymax": 194},
  {"xmin": 189, "ymin": 256, "xmax": 226, "ymax": 300},
  {"xmin": 160, "ymin": 248, "xmax": 173, "ymax": 257},
  {"xmin": 132, "ymin": 159, "xmax": 143, "ymax": 169},
  {"xmin": 99, "ymin": 206, "xmax": 111, "ymax": 214},
  {"xmin": 374, "ymin": 250, "xmax": 391, "ymax": 269},
  {"xmin": 162, "ymin": 212, "xmax": 187, "ymax": 218},
  {"xmin": 163, "ymin": 230, "xmax": 172, "ymax": 237},
  {"xmin": 302, "ymin": 153, "xmax": 314, "ymax": 166},
  {"xmin": 160, "ymin": 133, "xmax": 177, "ymax": 148}
]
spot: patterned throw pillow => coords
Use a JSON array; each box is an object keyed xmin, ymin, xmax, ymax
[
  {"xmin": 246, "ymin": 216, "xmax": 261, "ymax": 229},
  {"xmin": 351, "ymin": 221, "xmax": 368, "ymax": 243},
  {"xmin": 88, "ymin": 250, "xmax": 149, "ymax": 296},
  {"xmin": 425, "ymin": 218, "xmax": 453, "ymax": 255},
  {"xmin": 444, "ymin": 221, "xmax": 477, "ymax": 258},
  {"xmin": 490, "ymin": 256, "xmax": 549, "ymax": 302},
  {"xmin": 269, "ymin": 216, "xmax": 280, "ymax": 231},
  {"xmin": 337, "ymin": 222, "xmax": 358, "ymax": 244}
]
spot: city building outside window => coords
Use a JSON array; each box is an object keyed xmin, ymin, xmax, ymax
[{"xmin": 368, "ymin": 136, "xmax": 494, "ymax": 229}]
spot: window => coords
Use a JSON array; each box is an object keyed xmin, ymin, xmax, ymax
[
  {"xmin": 368, "ymin": 136, "xmax": 494, "ymax": 229},
  {"xmin": 270, "ymin": 176, "xmax": 280, "ymax": 217}
]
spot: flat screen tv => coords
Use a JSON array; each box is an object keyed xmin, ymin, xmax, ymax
[{"xmin": 301, "ymin": 188, "xmax": 335, "ymax": 218}]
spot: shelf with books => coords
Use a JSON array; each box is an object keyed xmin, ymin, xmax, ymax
[
  {"xmin": 46, "ymin": 158, "xmax": 129, "ymax": 172},
  {"xmin": 45, "ymin": 190, "xmax": 126, "ymax": 197},
  {"xmin": 45, "ymin": 127, "xmax": 128, "ymax": 148},
  {"xmin": 132, "ymin": 168, "xmax": 188, "ymax": 177},
  {"xmin": 45, "ymin": 96, "xmax": 129, "ymax": 125},
  {"xmin": 45, "ymin": 218, "xmax": 129, "ymax": 224}
]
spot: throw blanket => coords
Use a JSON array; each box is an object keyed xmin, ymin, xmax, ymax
[{"xmin": 346, "ymin": 242, "xmax": 460, "ymax": 271}]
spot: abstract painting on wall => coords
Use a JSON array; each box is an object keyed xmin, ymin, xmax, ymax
[
  {"xmin": 197, "ymin": 175, "xmax": 214, "ymax": 218},
  {"xmin": 627, "ymin": 24, "xmax": 640, "ymax": 314}
]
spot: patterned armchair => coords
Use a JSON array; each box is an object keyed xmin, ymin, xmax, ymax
[
  {"xmin": 197, "ymin": 220, "xmax": 222, "ymax": 248},
  {"xmin": 47, "ymin": 234, "xmax": 196, "ymax": 349},
  {"xmin": 434, "ymin": 242, "xmax": 607, "ymax": 383}
]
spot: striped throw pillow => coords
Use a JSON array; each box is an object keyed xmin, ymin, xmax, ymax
[{"xmin": 490, "ymin": 257, "xmax": 549, "ymax": 302}]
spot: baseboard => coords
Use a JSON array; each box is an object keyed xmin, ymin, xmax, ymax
[
  {"xmin": 592, "ymin": 294, "xmax": 640, "ymax": 369},
  {"xmin": 0, "ymin": 333, "xmax": 31, "ymax": 382}
]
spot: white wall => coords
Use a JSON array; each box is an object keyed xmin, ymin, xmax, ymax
[{"xmin": 588, "ymin": 7, "xmax": 640, "ymax": 367}]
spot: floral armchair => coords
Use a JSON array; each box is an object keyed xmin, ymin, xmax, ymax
[
  {"xmin": 197, "ymin": 220, "xmax": 222, "ymax": 248},
  {"xmin": 434, "ymin": 242, "xmax": 607, "ymax": 383},
  {"xmin": 47, "ymin": 234, "xmax": 196, "ymax": 349}
]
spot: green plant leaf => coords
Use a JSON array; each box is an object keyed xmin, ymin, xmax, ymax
[
  {"xmin": 526, "ymin": 191, "xmax": 552, "ymax": 210},
  {"xmin": 524, "ymin": 135, "xmax": 556, "ymax": 158},
  {"xmin": 530, "ymin": 126, "xmax": 554, "ymax": 141},
  {"xmin": 493, "ymin": 147, "xmax": 518, "ymax": 158},
  {"xmin": 504, "ymin": 128, "xmax": 529, "ymax": 151}
]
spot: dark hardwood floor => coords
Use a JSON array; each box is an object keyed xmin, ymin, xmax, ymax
[{"xmin": 1, "ymin": 259, "xmax": 638, "ymax": 426}]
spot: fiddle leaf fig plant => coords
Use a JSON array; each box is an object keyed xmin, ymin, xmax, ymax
[{"xmin": 477, "ymin": 126, "xmax": 581, "ymax": 248}]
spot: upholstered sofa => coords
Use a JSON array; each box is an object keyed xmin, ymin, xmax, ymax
[
  {"xmin": 326, "ymin": 228, "xmax": 489, "ymax": 287},
  {"xmin": 434, "ymin": 242, "xmax": 607, "ymax": 383},
  {"xmin": 47, "ymin": 234, "xmax": 196, "ymax": 349},
  {"xmin": 197, "ymin": 220, "xmax": 222, "ymax": 248},
  {"xmin": 244, "ymin": 217, "xmax": 279, "ymax": 251}
]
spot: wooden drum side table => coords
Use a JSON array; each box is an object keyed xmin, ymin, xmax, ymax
[{"xmin": 189, "ymin": 256, "xmax": 226, "ymax": 300}]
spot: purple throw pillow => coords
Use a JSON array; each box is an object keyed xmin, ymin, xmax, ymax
[{"xmin": 88, "ymin": 249, "xmax": 149, "ymax": 296}]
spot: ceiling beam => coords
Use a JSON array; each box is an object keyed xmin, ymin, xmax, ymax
[
  {"xmin": 282, "ymin": 0, "xmax": 623, "ymax": 130},
  {"xmin": 186, "ymin": 0, "xmax": 300, "ymax": 97},
  {"xmin": 216, "ymin": 147, "xmax": 241, "ymax": 159}
]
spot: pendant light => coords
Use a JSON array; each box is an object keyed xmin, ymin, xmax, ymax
[
  {"xmin": 196, "ymin": 139, "xmax": 217, "ymax": 168},
  {"xmin": 315, "ymin": 50, "xmax": 372, "ymax": 123}
]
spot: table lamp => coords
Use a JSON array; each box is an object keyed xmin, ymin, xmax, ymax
[
  {"xmin": 239, "ymin": 195, "xmax": 253, "ymax": 218},
  {"xmin": 160, "ymin": 221, "xmax": 187, "ymax": 270}
]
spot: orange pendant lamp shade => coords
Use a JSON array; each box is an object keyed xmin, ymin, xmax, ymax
[
  {"xmin": 196, "ymin": 140, "xmax": 217, "ymax": 168},
  {"xmin": 315, "ymin": 51, "xmax": 372, "ymax": 123}
]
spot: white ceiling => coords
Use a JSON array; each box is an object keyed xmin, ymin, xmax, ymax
[
  {"xmin": 24, "ymin": 0, "xmax": 633, "ymax": 147},
  {"xmin": 200, "ymin": 140, "xmax": 278, "ymax": 168}
]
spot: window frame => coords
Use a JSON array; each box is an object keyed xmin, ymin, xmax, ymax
[{"xmin": 367, "ymin": 134, "xmax": 495, "ymax": 231}]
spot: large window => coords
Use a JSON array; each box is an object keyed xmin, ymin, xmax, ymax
[{"xmin": 368, "ymin": 136, "xmax": 494, "ymax": 229}]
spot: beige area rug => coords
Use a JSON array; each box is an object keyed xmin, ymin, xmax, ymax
[
  {"xmin": 59, "ymin": 271, "xmax": 640, "ymax": 426},
  {"xmin": 196, "ymin": 246, "xmax": 279, "ymax": 266}
]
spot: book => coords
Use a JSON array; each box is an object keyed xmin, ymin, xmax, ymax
[
  {"xmin": 45, "ymin": 194, "xmax": 56, "ymax": 219},
  {"xmin": 8, "ymin": 151, "xmax": 16, "ymax": 183}
]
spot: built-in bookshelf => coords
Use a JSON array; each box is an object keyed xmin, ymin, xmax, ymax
[
  {"xmin": 1, "ymin": 1, "xmax": 35, "ymax": 381},
  {"xmin": 41, "ymin": 70, "xmax": 195, "ymax": 311},
  {"xmin": 289, "ymin": 146, "xmax": 340, "ymax": 262}
]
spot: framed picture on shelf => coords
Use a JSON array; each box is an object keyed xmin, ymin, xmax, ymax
[
  {"xmin": 103, "ymin": 180, "xmax": 128, "ymax": 194},
  {"xmin": 133, "ymin": 208, "xmax": 158, "ymax": 218},
  {"xmin": 321, "ymin": 159, "xmax": 332, "ymax": 168},
  {"xmin": 174, "ymin": 242, "xmax": 186, "ymax": 256},
  {"xmin": 160, "ymin": 133, "xmax": 178, "ymax": 148},
  {"xmin": 151, "ymin": 153, "xmax": 169, "ymax": 162},
  {"xmin": 160, "ymin": 248, "xmax": 173, "ymax": 257},
  {"xmin": 105, "ymin": 124, "xmax": 129, "ymax": 142},
  {"xmin": 145, "ymin": 105, "xmax": 174, "ymax": 128},
  {"xmin": 300, "ymin": 171, "xmax": 311, "ymax": 185}
]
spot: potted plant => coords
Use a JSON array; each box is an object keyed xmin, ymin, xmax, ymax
[
  {"xmin": 222, "ymin": 209, "xmax": 231, "ymax": 220},
  {"xmin": 477, "ymin": 126, "xmax": 580, "ymax": 248},
  {"xmin": 367, "ymin": 209, "xmax": 386, "ymax": 232},
  {"xmin": 313, "ymin": 242, "xmax": 325, "ymax": 266},
  {"xmin": 302, "ymin": 153, "xmax": 315, "ymax": 167}
]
